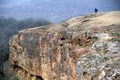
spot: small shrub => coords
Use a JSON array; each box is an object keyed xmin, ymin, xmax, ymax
[{"xmin": 13, "ymin": 76, "xmax": 20, "ymax": 80}]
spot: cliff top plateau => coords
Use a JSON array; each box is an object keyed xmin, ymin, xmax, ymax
[{"xmin": 4, "ymin": 11, "xmax": 120, "ymax": 80}]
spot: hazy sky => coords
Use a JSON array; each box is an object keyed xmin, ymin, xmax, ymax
[{"xmin": 0, "ymin": 0, "xmax": 120, "ymax": 23}]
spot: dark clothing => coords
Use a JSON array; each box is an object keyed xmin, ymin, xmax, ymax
[{"xmin": 95, "ymin": 8, "xmax": 98, "ymax": 13}]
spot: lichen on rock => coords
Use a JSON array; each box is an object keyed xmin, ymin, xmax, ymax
[{"xmin": 76, "ymin": 34, "xmax": 120, "ymax": 80}]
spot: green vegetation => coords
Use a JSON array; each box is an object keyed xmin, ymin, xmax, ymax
[
  {"xmin": 13, "ymin": 76, "xmax": 20, "ymax": 80},
  {"xmin": 74, "ymin": 28, "xmax": 82, "ymax": 33}
]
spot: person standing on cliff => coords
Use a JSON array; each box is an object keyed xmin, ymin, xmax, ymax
[{"xmin": 95, "ymin": 8, "xmax": 98, "ymax": 13}]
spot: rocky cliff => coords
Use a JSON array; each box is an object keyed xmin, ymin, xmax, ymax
[{"xmin": 8, "ymin": 11, "xmax": 120, "ymax": 80}]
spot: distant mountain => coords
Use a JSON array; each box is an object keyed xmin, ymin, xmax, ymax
[
  {"xmin": 0, "ymin": 17, "xmax": 51, "ymax": 57},
  {"xmin": 0, "ymin": 0, "xmax": 120, "ymax": 23}
]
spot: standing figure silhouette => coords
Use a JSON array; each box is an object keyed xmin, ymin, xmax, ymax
[{"xmin": 95, "ymin": 8, "xmax": 98, "ymax": 13}]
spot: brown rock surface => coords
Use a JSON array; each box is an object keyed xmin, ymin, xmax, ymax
[{"xmin": 8, "ymin": 11, "xmax": 120, "ymax": 80}]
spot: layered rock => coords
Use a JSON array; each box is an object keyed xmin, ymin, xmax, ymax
[{"xmin": 9, "ymin": 11, "xmax": 120, "ymax": 80}]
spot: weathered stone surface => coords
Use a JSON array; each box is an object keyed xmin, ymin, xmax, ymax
[
  {"xmin": 8, "ymin": 11, "xmax": 120, "ymax": 80},
  {"xmin": 76, "ymin": 35, "xmax": 120, "ymax": 80},
  {"xmin": 9, "ymin": 31, "xmax": 92, "ymax": 80}
]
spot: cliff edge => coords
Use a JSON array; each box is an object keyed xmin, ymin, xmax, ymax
[{"xmin": 8, "ymin": 11, "xmax": 120, "ymax": 80}]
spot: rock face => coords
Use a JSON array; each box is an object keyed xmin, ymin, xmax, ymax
[
  {"xmin": 76, "ymin": 35, "xmax": 120, "ymax": 80},
  {"xmin": 9, "ymin": 11, "xmax": 120, "ymax": 80}
]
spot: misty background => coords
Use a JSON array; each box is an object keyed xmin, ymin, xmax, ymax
[
  {"xmin": 0, "ymin": 0, "xmax": 120, "ymax": 58},
  {"xmin": 0, "ymin": 0, "xmax": 120, "ymax": 23}
]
